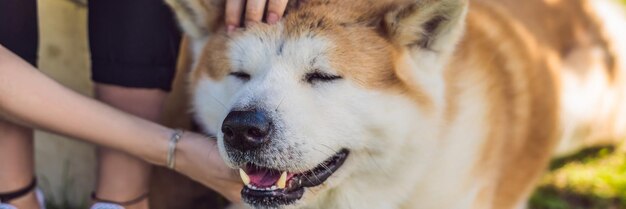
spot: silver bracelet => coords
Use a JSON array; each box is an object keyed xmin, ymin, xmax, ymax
[{"xmin": 167, "ymin": 129, "xmax": 184, "ymax": 170}]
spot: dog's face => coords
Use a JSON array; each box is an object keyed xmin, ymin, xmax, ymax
[
  {"xmin": 192, "ymin": 19, "xmax": 421, "ymax": 208},
  {"xmin": 167, "ymin": 0, "xmax": 467, "ymax": 208}
]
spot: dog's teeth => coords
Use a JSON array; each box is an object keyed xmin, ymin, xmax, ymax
[
  {"xmin": 271, "ymin": 185, "xmax": 277, "ymax": 190},
  {"xmin": 239, "ymin": 169, "xmax": 250, "ymax": 185},
  {"xmin": 277, "ymin": 171, "xmax": 287, "ymax": 189}
]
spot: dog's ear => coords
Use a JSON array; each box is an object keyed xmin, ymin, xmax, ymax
[
  {"xmin": 382, "ymin": 0, "xmax": 468, "ymax": 53},
  {"xmin": 165, "ymin": 0, "xmax": 225, "ymax": 39}
]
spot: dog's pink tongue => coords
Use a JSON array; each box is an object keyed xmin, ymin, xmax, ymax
[{"xmin": 247, "ymin": 167, "xmax": 281, "ymax": 187}]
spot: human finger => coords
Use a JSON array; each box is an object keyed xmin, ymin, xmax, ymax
[
  {"xmin": 225, "ymin": 0, "xmax": 246, "ymax": 32},
  {"xmin": 245, "ymin": 0, "xmax": 268, "ymax": 25},
  {"xmin": 265, "ymin": 0, "xmax": 288, "ymax": 24}
]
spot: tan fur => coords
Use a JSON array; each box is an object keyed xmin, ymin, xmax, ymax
[{"xmin": 162, "ymin": 0, "xmax": 626, "ymax": 208}]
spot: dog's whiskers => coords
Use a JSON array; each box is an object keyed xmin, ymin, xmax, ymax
[
  {"xmin": 275, "ymin": 96, "xmax": 286, "ymax": 111},
  {"xmin": 207, "ymin": 93, "xmax": 228, "ymax": 111},
  {"xmin": 366, "ymin": 152, "xmax": 391, "ymax": 179},
  {"xmin": 319, "ymin": 143, "xmax": 338, "ymax": 154},
  {"xmin": 312, "ymin": 146, "xmax": 335, "ymax": 159},
  {"xmin": 301, "ymin": 172, "xmax": 317, "ymax": 186},
  {"xmin": 312, "ymin": 147, "xmax": 338, "ymax": 178}
]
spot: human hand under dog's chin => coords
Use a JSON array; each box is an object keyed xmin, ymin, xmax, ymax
[{"xmin": 175, "ymin": 132, "xmax": 243, "ymax": 203}]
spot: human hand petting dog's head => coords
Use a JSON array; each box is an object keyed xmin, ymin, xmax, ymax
[
  {"xmin": 223, "ymin": 0, "xmax": 291, "ymax": 33},
  {"xmin": 167, "ymin": 0, "xmax": 299, "ymax": 38}
]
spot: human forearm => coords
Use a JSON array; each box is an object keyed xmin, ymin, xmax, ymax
[
  {"xmin": 0, "ymin": 45, "xmax": 169, "ymax": 166},
  {"xmin": 0, "ymin": 44, "xmax": 243, "ymax": 202}
]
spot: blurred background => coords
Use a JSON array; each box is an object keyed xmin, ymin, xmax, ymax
[
  {"xmin": 33, "ymin": 0, "xmax": 93, "ymax": 208},
  {"xmin": 28, "ymin": 0, "xmax": 626, "ymax": 208}
]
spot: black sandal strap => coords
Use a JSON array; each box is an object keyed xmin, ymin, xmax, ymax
[
  {"xmin": 91, "ymin": 192, "xmax": 149, "ymax": 206},
  {"xmin": 0, "ymin": 178, "xmax": 37, "ymax": 203}
]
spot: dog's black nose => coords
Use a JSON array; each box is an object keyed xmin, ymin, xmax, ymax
[{"xmin": 221, "ymin": 110, "xmax": 272, "ymax": 151}]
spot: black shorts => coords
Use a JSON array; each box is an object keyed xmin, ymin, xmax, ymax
[{"xmin": 0, "ymin": 0, "xmax": 182, "ymax": 91}]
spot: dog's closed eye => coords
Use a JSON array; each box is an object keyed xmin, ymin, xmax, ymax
[
  {"xmin": 305, "ymin": 71, "xmax": 343, "ymax": 84},
  {"xmin": 230, "ymin": 71, "xmax": 251, "ymax": 81}
]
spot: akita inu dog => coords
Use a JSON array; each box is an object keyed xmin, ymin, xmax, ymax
[{"xmin": 160, "ymin": 0, "xmax": 626, "ymax": 208}]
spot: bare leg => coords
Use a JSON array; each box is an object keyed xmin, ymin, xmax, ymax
[
  {"xmin": 0, "ymin": 120, "xmax": 39, "ymax": 209},
  {"xmin": 0, "ymin": 0, "xmax": 39, "ymax": 206},
  {"xmin": 94, "ymin": 84, "xmax": 167, "ymax": 209}
]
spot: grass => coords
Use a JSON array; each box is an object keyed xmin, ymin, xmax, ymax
[{"xmin": 530, "ymin": 146, "xmax": 626, "ymax": 209}]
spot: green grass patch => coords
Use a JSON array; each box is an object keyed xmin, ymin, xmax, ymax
[{"xmin": 530, "ymin": 146, "xmax": 626, "ymax": 209}]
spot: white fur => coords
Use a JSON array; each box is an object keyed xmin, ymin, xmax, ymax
[{"xmin": 189, "ymin": 7, "xmax": 503, "ymax": 208}]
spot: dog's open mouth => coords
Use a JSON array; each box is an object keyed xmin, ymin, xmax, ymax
[{"xmin": 238, "ymin": 149, "xmax": 350, "ymax": 207}]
